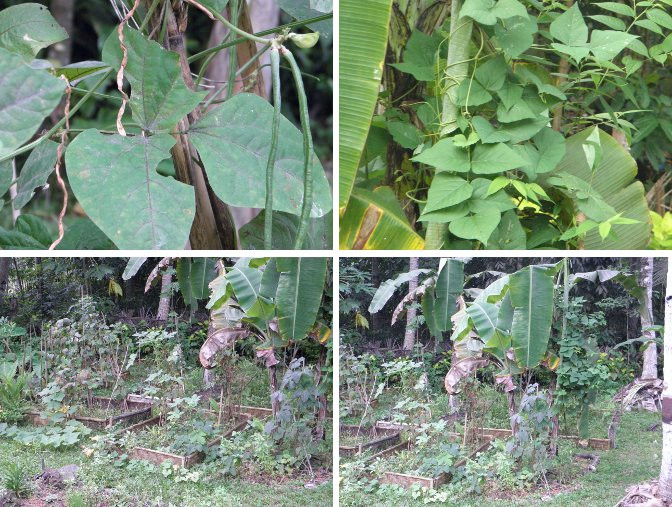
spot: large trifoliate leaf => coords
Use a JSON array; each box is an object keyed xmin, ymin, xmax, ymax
[
  {"xmin": 550, "ymin": 3, "xmax": 588, "ymax": 46},
  {"xmin": 589, "ymin": 30, "xmax": 638, "ymax": 61},
  {"xmin": 276, "ymin": 258, "xmax": 328, "ymax": 341},
  {"xmin": 0, "ymin": 215, "xmax": 52, "ymax": 249},
  {"xmin": 13, "ymin": 140, "xmax": 59, "ymax": 209},
  {"xmin": 0, "ymin": 3, "xmax": 68, "ymax": 60},
  {"xmin": 65, "ymin": 129, "xmax": 195, "ymax": 250},
  {"xmin": 0, "ymin": 48, "xmax": 65, "ymax": 159},
  {"xmin": 189, "ymin": 93, "xmax": 331, "ymax": 218},
  {"xmin": 102, "ymin": 27, "xmax": 205, "ymax": 133},
  {"xmin": 390, "ymin": 30, "xmax": 442, "ymax": 81}
]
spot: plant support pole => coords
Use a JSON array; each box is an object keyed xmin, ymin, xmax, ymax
[
  {"xmin": 425, "ymin": 0, "xmax": 473, "ymax": 249},
  {"xmin": 283, "ymin": 48, "xmax": 314, "ymax": 249},
  {"xmin": 264, "ymin": 46, "xmax": 282, "ymax": 249}
]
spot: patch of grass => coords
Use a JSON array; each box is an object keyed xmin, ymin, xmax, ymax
[
  {"xmin": 340, "ymin": 409, "xmax": 659, "ymax": 506},
  {"xmin": 0, "ymin": 437, "xmax": 331, "ymax": 506}
]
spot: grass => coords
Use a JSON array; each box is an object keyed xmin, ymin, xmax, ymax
[
  {"xmin": 0, "ymin": 437, "xmax": 332, "ymax": 506},
  {"xmin": 340, "ymin": 406, "xmax": 660, "ymax": 507}
]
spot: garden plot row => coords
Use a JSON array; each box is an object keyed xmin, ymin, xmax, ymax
[{"xmin": 341, "ymin": 420, "xmax": 613, "ymax": 490}]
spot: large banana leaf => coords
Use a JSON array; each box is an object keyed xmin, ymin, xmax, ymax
[
  {"xmin": 339, "ymin": 0, "xmax": 393, "ymax": 208},
  {"xmin": 509, "ymin": 266, "xmax": 554, "ymax": 368},
  {"xmin": 466, "ymin": 301, "xmax": 499, "ymax": 341},
  {"xmin": 176, "ymin": 258, "xmax": 217, "ymax": 306},
  {"xmin": 340, "ymin": 186, "xmax": 424, "ymax": 249},
  {"xmin": 369, "ymin": 268, "xmax": 431, "ymax": 313},
  {"xmin": 544, "ymin": 126, "xmax": 650, "ymax": 249},
  {"xmin": 435, "ymin": 259, "xmax": 464, "ymax": 331},
  {"xmin": 276, "ymin": 258, "xmax": 328, "ymax": 340},
  {"xmin": 227, "ymin": 265, "xmax": 263, "ymax": 313}
]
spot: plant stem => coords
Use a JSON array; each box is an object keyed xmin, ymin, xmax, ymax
[
  {"xmin": 283, "ymin": 48, "xmax": 313, "ymax": 250},
  {"xmin": 226, "ymin": 0, "xmax": 240, "ymax": 100},
  {"xmin": 264, "ymin": 47, "xmax": 282, "ymax": 249},
  {"xmin": 187, "ymin": 13, "xmax": 332, "ymax": 63},
  {"xmin": 139, "ymin": 0, "xmax": 163, "ymax": 32},
  {"xmin": 188, "ymin": 0, "xmax": 268, "ymax": 44},
  {"xmin": 425, "ymin": 0, "xmax": 473, "ymax": 250},
  {"xmin": 0, "ymin": 70, "xmax": 113, "ymax": 164}
]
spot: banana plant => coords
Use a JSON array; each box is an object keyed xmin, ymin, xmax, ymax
[{"xmin": 200, "ymin": 257, "xmax": 330, "ymax": 416}]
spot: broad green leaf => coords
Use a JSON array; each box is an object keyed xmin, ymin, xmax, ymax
[
  {"xmin": 340, "ymin": 186, "xmax": 424, "ymax": 249},
  {"xmin": 455, "ymin": 80, "xmax": 493, "ymax": 107},
  {"xmin": 595, "ymin": 2, "xmax": 635, "ymax": 17},
  {"xmin": 227, "ymin": 265, "xmax": 263, "ymax": 313},
  {"xmin": 474, "ymin": 56, "xmax": 508, "ymax": 91},
  {"xmin": 488, "ymin": 210, "xmax": 527, "ymax": 249},
  {"xmin": 483, "ymin": 329, "xmax": 511, "ymax": 361},
  {"xmin": 496, "ymin": 292, "xmax": 514, "ymax": 332},
  {"xmin": 475, "ymin": 274, "xmax": 510, "ymax": 304},
  {"xmin": 424, "ymin": 175, "xmax": 473, "ymax": 213},
  {"xmin": 449, "ymin": 207, "xmax": 501, "ymax": 245},
  {"xmin": 587, "ymin": 14, "xmax": 626, "ymax": 31},
  {"xmin": 634, "ymin": 19, "xmax": 664, "ymax": 36},
  {"xmin": 122, "ymin": 258, "xmax": 147, "ymax": 280},
  {"xmin": 276, "ymin": 258, "xmax": 327, "ymax": 340},
  {"xmin": 260, "ymin": 258, "xmax": 280, "ymax": 300},
  {"xmin": 435, "ymin": 259, "xmax": 464, "ymax": 331},
  {"xmin": 190, "ymin": 93, "xmax": 331, "ymax": 217},
  {"xmin": 386, "ymin": 121, "xmax": 422, "ymax": 149},
  {"xmin": 550, "ymin": 4, "xmax": 588, "ymax": 46},
  {"xmin": 310, "ymin": 0, "xmax": 332, "ymax": 12},
  {"xmin": 460, "ymin": 0, "xmax": 497, "ymax": 25},
  {"xmin": 369, "ymin": 268, "xmax": 432, "ymax": 313},
  {"xmin": 509, "ymin": 266, "xmax": 554, "ymax": 368},
  {"xmin": 0, "ymin": 3, "xmax": 68, "ymax": 60},
  {"xmin": 647, "ymin": 8, "xmax": 672, "ymax": 30},
  {"xmin": 239, "ymin": 210, "xmax": 332, "ymax": 250},
  {"xmin": 492, "ymin": 0, "xmax": 528, "ymax": 19},
  {"xmin": 590, "ymin": 30, "xmax": 638, "ymax": 61},
  {"xmin": 470, "ymin": 143, "xmax": 527, "ymax": 174},
  {"xmin": 517, "ymin": 128, "xmax": 566, "ymax": 177},
  {"xmin": 206, "ymin": 273, "xmax": 233, "ymax": 310},
  {"xmin": 55, "ymin": 218, "xmax": 116, "ymax": 250},
  {"xmin": 339, "ymin": 0, "xmax": 392, "ymax": 207},
  {"xmin": 102, "ymin": 27, "xmax": 205, "ymax": 133},
  {"xmin": 13, "ymin": 140, "xmax": 58, "ymax": 209},
  {"xmin": 390, "ymin": 30, "xmax": 441, "ymax": 81},
  {"xmin": 472, "ymin": 117, "xmax": 512, "ymax": 144},
  {"xmin": 467, "ymin": 301, "xmax": 499, "ymax": 340},
  {"xmin": 542, "ymin": 126, "xmax": 650, "ymax": 249},
  {"xmin": 0, "ymin": 159, "xmax": 12, "ymax": 197},
  {"xmin": 494, "ymin": 15, "xmax": 537, "ymax": 58},
  {"xmin": 411, "ymin": 138, "xmax": 471, "ymax": 172},
  {"xmin": 0, "ymin": 49, "xmax": 65, "ymax": 159},
  {"xmin": 177, "ymin": 258, "xmax": 216, "ymax": 306},
  {"xmin": 0, "ymin": 214, "xmax": 52, "ymax": 249},
  {"xmin": 422, "ymin": 290, "xmax": 441, "ymax": 339},
  {"xmin": 66, "ymin": 129, "xmax": 195, "ymax": 250},
  {"xmin": 550, "ymin": 42, "xmax": 590, "ymax": 63}
]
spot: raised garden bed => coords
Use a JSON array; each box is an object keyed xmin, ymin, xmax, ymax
[
  {"xmin": 74, "ymin": 396, "xmax": 153, "ymax": 430},
  {"xmin": 339, "ymin": 423, "xmax": 400, "ymax": 456},
  {"xmin": 122, "ymin": 405, "xmax": 273, "ymax": 468}
]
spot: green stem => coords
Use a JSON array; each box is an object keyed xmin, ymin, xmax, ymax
[
  {"xmin": 283, "ymin": 48, "xmax": 313, "ymax": 250},
  {"xmin": 139, "ymin": 0, "xmax": 163, "ymax": 32},
  {"xmin": 187, "ymin": 13, "xmax": 333, "ymax": 63},
  {"xmin": 0, "ymin": 70, "xmax": 113, "ymax": 165},
  {"xmin": 265, "ymin": 47, "xmax": 282, "ymax": 249},
  {"xmin": 199, "ymin": 1, "xmax": 268, "ymax": 44},
  {"xmin": 226, "ymin": 0, "xmax": 240, "ymax": 100},
  {"xmin": 425, "ymin": 0, "xmax": 473, "ymax": 250}
]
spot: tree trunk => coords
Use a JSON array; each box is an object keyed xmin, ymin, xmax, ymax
[
  {"xmin": 156, "ymin": 273, "xmax": 172, "ymax": 322},
  {"xmin": 314, "ymin": 346, "xmax": 327, "ymax": 440},
  {"xmin": 0, "ymin": 258, "xmax": 10, "ymax": 307},
  {"xmin": 507, "ymin": 389, "xmax": 518, "ymax": 436},
  {"xmin": 269, "ymin": 365, "xmax": 279, "ymax": 416},
  {"xmin": 658, "ymin": 259, "xmax": 672, "ymax": 498},
  {"xmin": 641, "ymin": 257, "xmax": 658, "ymax": 380},
  {"xmin": 49, "ymin": 0, "xmax": 74, "ymax": 65},
  {"xmin": 403, "ymin": 257, "xmax": 419, "ymax": 351},
  {"xmin": 371, "ymin": 258, "xmax": 380, "ymax": 341}
]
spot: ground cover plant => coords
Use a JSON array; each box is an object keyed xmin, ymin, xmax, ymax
[
  {"xmin": 339, "ymin": 256, "xmax": 667, "ymax": 505},
  {"xmin": 340, "ymin": 0, "xmax": 672, "ymax": 249},
  {"xmin": 0, "ymin": 0, "xmax": 333, "ymax": 250},
  {"xmin": 0, "ymin": 256, "xmax": 333, "ymax": 505}
]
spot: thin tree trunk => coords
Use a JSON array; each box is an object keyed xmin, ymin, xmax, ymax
[
  {"xmin": 425, "ymin": 0, "xmax": 472, "ymax": 249},
  {"xmin": 403, "ymin": 257, "xmax": 419, "ymax": 351},
  {"xmin": 641, "ymin": 257, "xmax": 658, "ymax": 380},
  {"xmin": 658, "ymin": 259, "xmax": 672, "ymax": 498},
  {"xmin": 0, "ymin": 258, "xmax": 10, "ymax": 307},
  {"xmin": 507, "ymin": 389, "xmax": 518, "ymax": 436},
  {"xmin": 156, "ymin": 273, "xmax": 172, "ymax": 322},
  {"xmin": 269, "ymin": 365, "xmax": 279, "ymax": 416},
  {"xmin": 315, "ymin": 346, "xmax": 327, "ymax": 440},
  {"xmin": 371, "ymin": 258, "xmax": 380, "ymax": 341}
]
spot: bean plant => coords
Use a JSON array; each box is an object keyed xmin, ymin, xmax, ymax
[
  {"xmin": 0, "ymin": 1, "xmax": 333, "ymax": 250},
  {"xmin": 340, "ymin": 0, "xmax": 672, "ymax": 249}
]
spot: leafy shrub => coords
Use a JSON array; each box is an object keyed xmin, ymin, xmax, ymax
[
  {"xmin": 1, "ymin": 463, "xmax": 30, "ymax": 498},
  {"xmin": 0, "ymin": 368, "xmax": 30, "ymax": 424}
]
